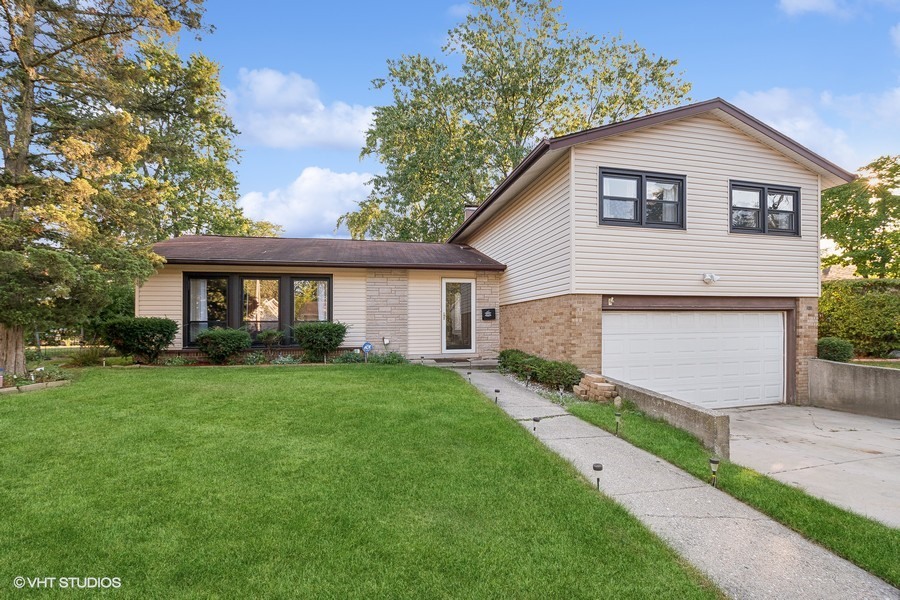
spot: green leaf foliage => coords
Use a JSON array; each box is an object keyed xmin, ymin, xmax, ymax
[
  {"xmin": 816, "ymin": 337, "xmax": 855, "ymax": 362},
  {"xmin": 291, "ymin": 322, "xmax": 348, "ymax": 362},
  {"xmin": 499, "ymin": 349, "xmax": 583, "ymax": 390},
  {"xmin": 340, "ymin": 0, "xmax": 691, "ymax": 242},
  {"xmin": 103, "ymin": 317, "xmax": 178, "ymax": 364},
  {"xmin": 195, "ymin": 328, "xmax": 252, "ymax": 365},
  {"xmin": 819, "ymin": 280, "xmax": 900, "ymax": 357},
  {"xmin": 822, "ymin": 156, "xmax": 900, "ymax": 279}
]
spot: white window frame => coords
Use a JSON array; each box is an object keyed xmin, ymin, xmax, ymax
[{"xmin": 441, "ymin": 278, "xmax": 476, "ymax": 354}]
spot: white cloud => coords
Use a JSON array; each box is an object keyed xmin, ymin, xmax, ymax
[
  {"xmin": 891, "ymin": 22, "xmax": 900, "ymax": 49},
  {"xmin": 778, "ymin": 0, "xmax": 845, "ymax": 15},
  {"xmin": 447, "ymin": 3, "xmax": 470, "ymax": 18},
  {"xmin": 239, "ymin": 167, "xmax": 372, "ymax": 238},
  {"xmin": 229, "ymin": 68, "xmax": 374, "ymax": 150}
]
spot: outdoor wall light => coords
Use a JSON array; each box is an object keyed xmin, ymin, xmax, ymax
[
  {"xmin": 592, "ymin": 463, "xmax": 603, "ymax": 490},
  {"xmin": 709, "ymin": 457, "xmax": 720, "ymax": 487},
  {"xmin": 615, "ymin": 412, "xmax": 621, "ymax": 436},
  {"xmin": 383, "ymin": 337, "xmax": 390, "ymax": 346},
  {"xmin": 533, "ymin": 416, "xmax": 541, "ymax": 431},
  {"xmin": 494, "ymin": 388, "xmax": 500, "ymax": 404},
  {"xmin": 702, "ymin": 273, "xmax": 721, "ymax": 284}
]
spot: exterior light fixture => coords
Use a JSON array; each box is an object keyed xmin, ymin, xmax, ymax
[
  {"xmin": 709, "ymin": 457, "xmax": 720, "ymax": 487},
  {"xmin": 494, "ymin": 388, "xmax": 500, "ymax": 404},
  {"xmin": 592, "ymin": 463, "xmax": 603, "ymax": 489},
  {"xmin": 467, "ymin": 371, "xmax": 472, "ymax": 383},
  {"xmin": 383, "ymin": 337, "xmax": 390, "ymax": 346},
  {"xmin": 615, "ymin": 412, "xmax": 621, "ymax": 436},
  {"xmin": 702, "ymin": 273, "xmax": 721, "ymax": 285},
  {"xmin": 533, "ymin": 416, "xmax": 541, "ymax": 431}
]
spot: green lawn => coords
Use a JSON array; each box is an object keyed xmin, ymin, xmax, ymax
[
  {"xmin": 566, "ymin": 400, "xmax": 900, "ymax": 587},
  {"xmin": 0, "ymin": 366, "xmax": 720, "ymax": 599},
  {"xmin": 854, "ymin": 360, "xmax": 900, "ymax": 369}
]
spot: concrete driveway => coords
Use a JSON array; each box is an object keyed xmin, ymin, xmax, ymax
[{"xmin": 725, "ymin": 405, "xmax": 900, "ymax": 528}]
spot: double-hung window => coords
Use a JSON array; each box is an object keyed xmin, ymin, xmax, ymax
[
  {"xmin": 730, "ymin": 181, "xmax": 799, "ymax": 235},
  {"xmin": 600, "ymin": 169, "xmax": 686, "ymax": 229},
  {"xmin": 187, "ymin": 277, "xmax": 228, "ymax": 344}
]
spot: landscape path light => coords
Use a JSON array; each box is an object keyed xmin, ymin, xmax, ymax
[
  {"xmin": 494, "ymin": 388, "xmax": 500, "ymax": 404},
  {"xmin": 615, "ymin": 412, "xmax": 621, "ymax": 436},
  {"xmin": 709, "ymin": 457, "xmax": 720, "ymax": 487},
  {"xmin": 592, "ymin": 463, "xmax": 603, "ymax": 490},
  {"xmin": 467, "ymin": 371, "xmax": 472, "ymax": 383},
  {"xmin": 532, "ymin": 416, "xmax": 541, "ymax": 431}
]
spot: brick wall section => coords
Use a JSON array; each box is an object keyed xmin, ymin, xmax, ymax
[
  {"xmin": 366, "ymin": 269, "xmax": 409, "ymax": 354},
  {"xmin": 795, "ymin": 297, "xmax": 818, "ymax": 405},
  {"xmin": 476, "ymin": 271, "xmax": 501, "ymax": 357},
  {"xmin": 500, "ymin": 294, "xmax": 603, "ymax": 372}
]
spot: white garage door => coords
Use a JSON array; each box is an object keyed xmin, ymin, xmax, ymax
[{"xmin": 602, "ymin": 311, "xmax": 785, "ymax": 409}]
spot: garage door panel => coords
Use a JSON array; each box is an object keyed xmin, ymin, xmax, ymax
[{"xmin": 602, "ymin": 311, "xmax": 785, "ymax": 409}]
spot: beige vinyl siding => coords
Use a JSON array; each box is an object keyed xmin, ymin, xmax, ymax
[
  {"xmin": 136, "ymin": 264, "xmax": 367, "ymax": 349},
  {"xmin": 466, "ymin": 154, "xmax": 571, "ymax": 305},
  {"xmin": 572, "ymin": 114, "xmax": 821, "ymax": 297},
  {"xmin": 407, "ymin": 270, "xmax": 476, "ymax": 356}
]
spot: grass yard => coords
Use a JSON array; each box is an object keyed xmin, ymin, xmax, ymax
[
  {"xmin": 854, "ymin": 360, "xmax": 900, "ymax": 369},
  {"xmin": 0, "ymin": 366, "xmax": 720, "ymax": 599},
  {"xmin": 566, "ymin": 400, "xmax": 900, "ymax": 587}
]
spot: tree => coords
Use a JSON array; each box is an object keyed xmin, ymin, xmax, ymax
[
  {"xmin": 0, "ymin": 0, "xmax": 208, "ymax": 375},
  {"xmin": 339, "ymin": 0, "xmax": 691, "ymax": 242},
  {"xmin": 822, "ymin": 155, "xmax": 900, "ymax": 279}
]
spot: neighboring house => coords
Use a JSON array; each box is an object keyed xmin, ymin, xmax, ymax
[
  {"xmin": 137, "ymin": 98, "xmax": 854, "ymax": 410},
  {"xmin": 821, "ymin": 264, "xmax": 859, "ymax": 280}
]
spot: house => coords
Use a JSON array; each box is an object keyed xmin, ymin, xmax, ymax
[{"xmin": 137, "ymin": 98, "xmax": 854, "ymax": 410}]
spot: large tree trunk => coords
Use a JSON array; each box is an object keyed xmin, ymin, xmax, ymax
[{"xmin": 0, "ymin": 324, "xmax": 26, "ymax": 378}]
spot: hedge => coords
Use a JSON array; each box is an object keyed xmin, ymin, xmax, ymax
[
  {"xmin": 102, "ymin": 317, "xmax": 178, "ymax": 364},
  {"xmin": 817, "ymin": 337, "xmax": 854, "ymax": 362},
  {"xmin": 819, "ymin": 280, "xmax": 900, "ymax": 357},
  {"xmin": 195, "ymin": 328, "xmax": 252, "ymax": 364},
  {"xmin": 292, "ymin": 321, "xmax": 348, "ymax": 362},
  {"xmin": 498, "ymin": 349, "xmax": 583, "ymax": 390}
]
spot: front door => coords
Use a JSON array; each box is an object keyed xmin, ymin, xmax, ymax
[{"xmin": 442, "ymin": 279, "xmax": 475, "ymax": 353}]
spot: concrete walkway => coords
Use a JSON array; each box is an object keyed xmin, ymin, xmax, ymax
[
  {"xmin": 459, "ymin": 370, "xmax": 899, "ymax": 600},
  {"xmin": 727, "ymin": 405, "xmax": 900, "ymax": 528}
]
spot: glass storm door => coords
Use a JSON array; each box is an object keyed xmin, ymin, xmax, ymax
[{"xmin": 442, "ymin": 279, "xmax": 475, "ymax": 353}]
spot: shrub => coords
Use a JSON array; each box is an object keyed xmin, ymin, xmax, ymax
[
  {"xmin": 243, "ymin": 351, "xmax": 267, "ymax": 365},
  {"xmin": 24, "ymin": 348, "xmax": 47, "ymax": 362},
  {"xmin": 817, "ymin": 337, "xmax": 855, "ymax": 362},
  {"xmin": 499, "ymin": 349, "xmax": 584, "ymax": 390},
  {"xmin": 370, "ymin": 351, "xmax": 409, "ymax": 365},
  {"xmin": 535, "ymin": 360, "xmax": 584, "ymax": 390},
  {"xmin": 819, "ymin": 280, "xmax": 900, "ymax": 357},
  {"xmin": 271, "ymin": 354, "xmax": 301, "ymax": 365},
  {"xmin": 256, "ymin": 329, "xmax": 284, "ymax": 356},
  {"xmin": 292, "ymin": 321, "xmax": 348, "ymax": 362},
  {"xmin": 332, "ymin": 351, "xmax": 365, "ymax": 364},
  {"xmin": 102, "ymin": 317, "xmax": 178, "ymax": 364},
  {"xmin": 32, "ymin": 365, "xmax": 69, "ymax": 383},
  {"xmin": 65, "ymin": 346, "xmax": 109, "ymax": 367},
  {"xmin": 195, "ymin": 328, "xmax": 252, "ymax": 364}
]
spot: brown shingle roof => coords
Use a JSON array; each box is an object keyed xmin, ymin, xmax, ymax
[{"xmin": 153, "ymin": 235, "xmax": 506, "ymax": 271}]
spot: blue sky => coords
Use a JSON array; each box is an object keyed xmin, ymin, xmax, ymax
[{"xmin": 181, "ymin": 0, "xmax": 900, "ymax": 237}]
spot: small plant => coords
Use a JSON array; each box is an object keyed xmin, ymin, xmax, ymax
[
  {"xmin": 332, "ymin": 351, "xmax": 365, "ymax": 364},
  {"xmin": 15, "ymin": 365, "xmax": 70, "ymax": 386},
  {"xmin": 292, "ymin": 321, "xmax": 348, "ymax": 363},
  {"xmin": 102, "ymin": 317, "xmax": 178, "ymax": 364},
  {"xmin": 255, "ymin": 329, "xmax": 284, "ymax": 357},
  {"xmin": 817, "ymin": 337, "xmax": 855, "ymax": 362},
  {"xmin": 369, "ymin": 351, "xmax": 409, "ymax": 365},
  {"xmin": 243, "ymin": 351, "xmax": 267, "ymax": 365},
  {"xmin": 65, "ymin": 346, "xmax": 110, "ymax": 367},
  {"xmin": 24, "ymin": 348, "xmax": 47, "ymax": 362},
  {"xmin": 271, "ymin": 353, "xmax": 301, "ymax": 365},
  {"xmin": 162, "ymin": 355, "xmax": 196, "ymax": 366},
  {"xmin": 195, "ymin": 328, "xmax": 252, "ymax": 364}
]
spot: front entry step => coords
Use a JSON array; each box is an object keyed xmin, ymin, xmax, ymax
[{"xmin": 574, "ymin": 374, "xmax": 618, "ymax": 402}]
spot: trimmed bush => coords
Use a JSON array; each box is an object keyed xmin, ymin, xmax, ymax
[
  {"xmin": 255, "ymin": 329, "xmax": 284, "ymax": 356},
  {"xmin": 195, "ymin": 328, "xmax": 252, "ymax": 364},
  {"xmin": 820, "ymin": 280, "xmax": 900, "ymax": 357},
  {"xmin": 817, "ymin": 337, "xmax": 855, "ymax": 362},
  {"xmin": 102, "ymin": 317, "xmax": 178, "ymax": 364},
  {"xmin": 499, "ymin": 349, "xmax": 584, "ymax": 391},
  {"xmin": 292, "ymin": 321, "xmax": 348, "ymax": 362}
]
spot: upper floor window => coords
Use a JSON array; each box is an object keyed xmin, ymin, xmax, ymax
[
  {"xmin": 600, "ymin": 169, "xmax": 685, "ymax": 229},
  {"xmin": 730, "ymin": 181, "xmax": 800, "ymax": 235}
]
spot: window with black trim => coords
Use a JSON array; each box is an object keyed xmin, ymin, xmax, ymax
[
  {"xmin": 730, "ymin": 181, "xmax": 799, "ymax": 235},
  {"xmin": 600, "ymin": 169, "xmax": 686, "ymax": 228},
  {"xmin": 183, "ymin": 274, "xmax": 333, "ymax": 347}
]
